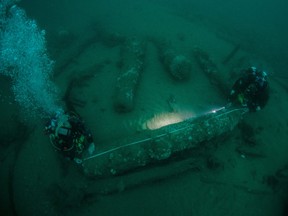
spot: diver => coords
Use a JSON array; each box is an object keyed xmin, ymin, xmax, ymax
[
  {"xmin": 228, "ymin": 66, "xmax": 269, "ymax": 112},
  {"xmin": 44, "ymin": 110, "xmax": 95, "ymax": 163}
]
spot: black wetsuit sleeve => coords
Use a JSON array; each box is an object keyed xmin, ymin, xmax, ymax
[
  {"xmin": 257, "ymin": 84, "xmax": 269, "ymax": 109},
  {"xmin": 247, "ymin": 83, "xmax": 269, "ymax": 111},
  {"xmin": 229, "ymin": 77, "xmax": 249, "ymax": 101}
]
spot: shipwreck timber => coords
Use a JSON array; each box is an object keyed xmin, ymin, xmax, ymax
[{"xmin": 193, "ymin": 47, "xmax": 229, "ymax": 96}]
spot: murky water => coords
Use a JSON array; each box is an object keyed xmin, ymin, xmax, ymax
[{"xmin": 1, "ymin": 0, "xmax": 288, "ymax": 215}]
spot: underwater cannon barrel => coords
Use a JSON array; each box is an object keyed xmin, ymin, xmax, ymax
[
  {"xmin": 161, "ymin": 49, "xmax": 192, "ymax": 80},
  {"xmin": 193, "ymin": 47, "xmax": 219, "ymax": 78},
  {"xmin": 152, "ymin": 39, "xmax": 192, "ymax": 81},
  {"xmin": 193, "ymin": 47, "xmax": 229, "ymax": 96},
  {"xmin": 82, "ymin": 108, "xmax": 245, "ymax": 178},
  {"xmin": 113, "ymin": 38, "xmax": 146, "ymax": 112}
]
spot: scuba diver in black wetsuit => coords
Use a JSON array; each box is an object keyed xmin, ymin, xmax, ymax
[
  {"xmin": 44, "ymin": 111, "xmax": 95, "ymax": 164},
  {"xmin": 228, "ymin": 67, "xmax": 269, "ymax": 112}
]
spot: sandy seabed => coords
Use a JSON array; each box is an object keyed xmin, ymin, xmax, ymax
[{"xmin": 1, "ymin": 1, "xmax": 288, "ymax": 215}]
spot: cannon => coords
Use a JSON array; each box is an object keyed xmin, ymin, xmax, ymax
[{"xmin": 82, "ymin": 107, "xmax": 246, "ymax": 179}]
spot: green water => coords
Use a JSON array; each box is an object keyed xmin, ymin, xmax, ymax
[{"xmin": 1, "ymin": 0, "xmax": 288, "ymax": 215}]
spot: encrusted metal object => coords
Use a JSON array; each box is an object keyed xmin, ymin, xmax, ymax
[
  {"xmin": 114, "ymin": 38, "xmax": 146, "ymax": 112},
  {"xmin": 82, "ymin": 108, "xmax": 245, "ymax": 178}
]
